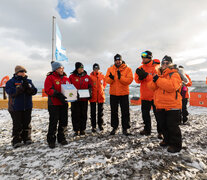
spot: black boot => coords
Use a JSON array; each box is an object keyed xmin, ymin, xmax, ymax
[
  {"xmin": 140, "ymin": 129, "xmax": 151, "ymax": 136},
  {"xmin": 167, "ymin": 146, "xmax": 181, "ymax": 153},
  {"xmin": 48, "ymin": 143, "xmax": 55, "ymax": 149},
  {"xmin": 123, "ymin": 129, "xmax": 131, "ymax": 136},
  {"xmin": 80, "ymin": 131, "xmax": 85, "ymax": 135},
  {"xmin": 110, "ymin": 128, "xmax": 117, "ymax": 135},
  {"xmin": 92, "ymin": 128, "xmax": 96, "ymax": 133}
]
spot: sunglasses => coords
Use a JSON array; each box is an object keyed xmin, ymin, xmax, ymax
[
  {"xmin": 141, "ymin": 52, "xmax": 148, "ymax": 58},
  {"xmin": 162, "ymin": 61, "xmax": 170, "ymax": 65},
  {"xmin": 18, "ymin": 70, "xmax": 26, "ymax": 73}
]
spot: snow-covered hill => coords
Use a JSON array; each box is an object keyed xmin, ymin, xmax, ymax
[{"xmin": 0, "ymin": 106, "xmax": 207, "ymax": 179}]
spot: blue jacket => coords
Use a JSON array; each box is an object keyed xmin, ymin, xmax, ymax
[{"xmin": 5, "ymin": 75, "xmax": 37, "ymax": 111}]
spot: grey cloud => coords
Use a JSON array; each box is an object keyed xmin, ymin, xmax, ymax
[{"xmin": 1, "ymin": 0, "xmax": 207, "ymax": 82}]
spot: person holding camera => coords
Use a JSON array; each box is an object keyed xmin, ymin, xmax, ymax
[
  {"xmin": 5, "ymin": 65, "xmax": 37, "ymax": 148},
  {"xmin": 44, "ymin": 61, "xmax": 69, "ymax": 148}
]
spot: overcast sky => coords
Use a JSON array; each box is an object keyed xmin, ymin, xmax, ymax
[{"xmin": 1, "ymin": 0, "xmax": 207, "ymax": 87}]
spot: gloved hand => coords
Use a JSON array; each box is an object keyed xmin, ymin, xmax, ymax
[
  {"xmin": 136, "ymin": 68, "xmax": 142, "ymax": 76},
  {"xmin": 136, "ymin": 68, "xmax": 148, "ymax": 80},
  {"xmin": 153, "ymin": 75, "xmax": 159, "ymax": 82},
  {"xmin": 117, "ymin": 70, "xmax": 121, "ymax": 79},
  {"xmin": 22, "ymin": 77, "xmax": 29, "ymax": 89},
  {"xmin": 26, "ymin": 88, "xmax": 36, "ymax": 95},
  {"xmin": 109, "ymin": 72, "xmax": 114, "ymax": 80},
  {"xmin": 15, "ymin": 85, "xmax": 25, "ymax": 96},
  {"xmin": 53, "ymin": 91, "xmax": 67, "ymax": 104}
]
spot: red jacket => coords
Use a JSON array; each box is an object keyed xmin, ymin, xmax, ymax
[
  {"xmin": 44, "ymin": 71, "xmax": 69, "ymax": 106},
  {"xmin": 134, "ymin": 60, "xmax": 160, "ymax": 101},
  {"xmin": 69, "ymin": 70, "xmax": 92, "ymax": 101},
  {"xmin": 89, "ymin": 71, "xmax": 106, "ymax": 103}
]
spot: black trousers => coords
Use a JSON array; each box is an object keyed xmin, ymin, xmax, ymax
[
  {"xmin": 47, "ymin": 104, "xmax": 68, "ymax": 144},
  {"xmin": 156, "ymin": 109, "xmax": 182, "ymax": 149},
  {"xmin": 71, "ymin": 101, "xmax": 88, "ymax": 132},
  {"xmin": 90, "ymin": 102, "xmax": 104, "ymax": 129},
  {"xmin": 9, "ymin": 108, "xmax": 32, "ymax": 145},
  {"xmin": 110, "ymin": 95, "xmax": 130, "ymax": 130},
  {"xmin": 141, "ymin": 100, "xmax": 161, "ymax": 134},
  {"xmin": 181, "ymin": 98, "xmax": 189, "ymax": 122}
]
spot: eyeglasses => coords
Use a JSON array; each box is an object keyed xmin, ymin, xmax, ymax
[{"xmin": 162, "ymin": 61, "xmax": 170, "ymax": 65}]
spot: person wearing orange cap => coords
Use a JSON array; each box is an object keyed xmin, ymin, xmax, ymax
[
  {"xmin": 90, "ymin": 63, "xmax": 107, "ymax": 133},
  {"xmin": 106, "ymin": 54, "xmax": 133, "ymax": 135},
  {"xmin": 134, "ymin": 51, "xmax": 162, "ymax": 138}
]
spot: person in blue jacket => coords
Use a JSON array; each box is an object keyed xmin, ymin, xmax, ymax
[{"xmin": 5, "ymin": 65, "xmax": 37, "ymax": 148}]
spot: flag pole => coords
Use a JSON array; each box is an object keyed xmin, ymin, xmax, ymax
[{"xmin": 51, "ymin": 16, "xmax": 56, "ymax": 63}]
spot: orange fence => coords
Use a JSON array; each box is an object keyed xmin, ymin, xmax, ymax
[{"xmin": 190, "ymin": 92, "xmax": 207, "ymax": 107}]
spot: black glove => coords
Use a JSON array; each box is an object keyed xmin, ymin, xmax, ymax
[
  {"xmin": 53, "ymin": 91, "xmax": 67, "ymax": 104},
  {"xmin": 136, "ymin": 68, "xmax": 142, "ymax": 76},
  {"xmin": 153, "ymin": 75, "xmax": 159, "ymax": 82},
  {"xmin": 22, "ymin": 77, "xmax": 29, "ymax": 89},
  {"xmin": 137, "ymin": 68, "xmax": 148, "ymax": 80},
  {"xmin": 26, "ymin": 88, "xmax": 36, "ymax": 95},
  {"xmin": 117, "ymin": 70, "xmax": 121, "ymax": 79},
  {"xmin": 15, "ymin": 85, "xmax": 25, "ymax": 96},
  {"xmin": 109, "ymin": 72, "xmax": 114, "ymax": 80}
]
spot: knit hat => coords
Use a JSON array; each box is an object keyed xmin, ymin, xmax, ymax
[
  {"xmin": 93, "ymin": 63, "xmax": 100, "ymax": 70},
  {"xmin": 141, "ymin": 51, "xmax": 152, "ymax": 59},
  {"xmin": 51, "ymin": 61, "xmax": 63, "ymax": 71},
  {"xmin": 114, "ymin": 54, "xmax": 122, "ymax": 61},
  {"xmin": 75, "ymin": 62, "xmax": 84, "ymax": 70},
  {"xmin": 162, "ymin": 55, "xmax": 173, "ymax": 64},
  {"xmin": 15, "ymin": 65, "xmax": 27, "ymax": 74}
]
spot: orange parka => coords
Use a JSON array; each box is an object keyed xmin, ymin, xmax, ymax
[
  {"xmin": 184, "ymin": 74, "xmax": 192, "ymax": 99},
  {"xmin": 134, "ymin": 60, "xmax": 159, "ymax": 101},
  {"xmin": 106, "ymin": 63, "xmax": 133, "ymax": 96},
  {"xmin": 148, "ymin": 66, "xmax": 182, "ymax": 111},
  {"xmin": 89, "ymin": 71, "xmax": 107, "ymax": 103}
]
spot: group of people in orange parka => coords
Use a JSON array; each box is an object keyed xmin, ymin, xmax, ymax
[{"xmin": 5, "ymin": 50, "xmax": 191, "ymax": 153}]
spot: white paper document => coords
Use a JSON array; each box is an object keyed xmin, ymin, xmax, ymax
[{"xmin": 78, "ymin": 89, "xmax": 90, "ymax": 98}]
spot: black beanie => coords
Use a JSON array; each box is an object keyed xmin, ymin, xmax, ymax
[
  {"xmin": 75, "ymin": 62, "xmax": 84, "ymax": 70},
  {"xmin": 114, "ymin": 54, "xmax": 122, "ymax": 61},
  {"xmin": 93, "ymin": 63, "xmax": 100, "ymax": 70},
  {"xmin": 162, "ymin": 55, "xmax": 173, "ymax": 64},
  {"xmin": 141, "ymin": 50, "xmax": 152, "ymax": 59}
]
